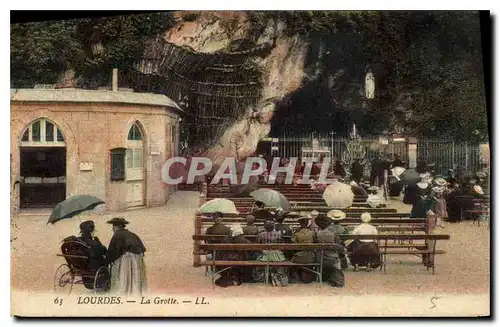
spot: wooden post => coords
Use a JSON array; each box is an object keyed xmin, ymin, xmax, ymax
[
  {"xmin": 193, "ymin": 182, "xmax": 208, "ymax": 267},
  {"xmin": 112, "ymin": 68, "xmax": 118, "ymax": 92}
]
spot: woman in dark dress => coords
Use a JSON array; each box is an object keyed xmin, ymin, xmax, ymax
[
  {"xmin": 64, "ymin": 220, "xmax": 108, "ymax": 289},
  {"xmin": 410, "ymin": 182, "xmax": 434, "ymax": 218}
]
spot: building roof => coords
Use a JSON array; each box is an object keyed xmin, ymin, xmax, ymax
[{"xmin": 10, "ymin": 88, "xmax": 182, "ymax": 113}]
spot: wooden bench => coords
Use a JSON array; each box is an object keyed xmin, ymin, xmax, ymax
[
  {"xmin": 198, "ymin": 242, "xmax": 344, "ymax": 285},
  {"xmin": 194, "ymin": 234, "xmax": 449, "ymax": 279}
]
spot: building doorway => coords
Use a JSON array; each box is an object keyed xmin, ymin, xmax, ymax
[
  {"xmin": 19, "ymin": 118, "xmax": 66, "ymax": 208},
  {"xmin": 126, "ymin": 122, "xmax": 145, "ymax": 207}
]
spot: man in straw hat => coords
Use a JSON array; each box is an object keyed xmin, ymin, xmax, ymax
[
  {"xmin": 314, "ymin": 214, "xmax": 345, "ymax": 287},
  {"xmin": 327, "ymin": 210, "xmax": 348, "ymax": 236},
  {"xmin": 347, "ymin": 213, "xmax": 381, "ymax": 271},
  {"xmin": 106, "ymin": 217, "xmax": 147, "ymax": 296},
  {"xmin": 327, "ymin": 210, "xmax": 349, "ymax": 270}
]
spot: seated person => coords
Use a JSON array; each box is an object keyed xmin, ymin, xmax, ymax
[
  {"xmin": 366, "ymin": 186, "xmax": 382, "ymax": 208},
  {"xmin": 274, "ymin": 209, "xmax": 292, "ymax": 239},
  {"xmin": 64, "ymin": 220, "xmax": 108, "ymax": 289},
  {"xmin": 252, "ymin": 201, "xmax": 274, "ymax": 221},
  {"xmin": 215, "ymin": 226, "xmax": 252, "ymax": 287},
  {"xmin": 314, "ymin": 215, "xmax": 345, "ymax": 287},
  {"xmin": 347, "ymin": 213, "xmax": 381, "ymax": 271},
  {"xmin": 350, "ymin": 181, "xmax": 368, "ymax": 196},
  {"xmin": 205, "ymin": 212, "xmax": 231, "ymax": 243},
  {"xmin": 327, "ymin": 210, "xmax": 349, "ymax": 269},
  {"xmin": 242, "ymin": 214, "xmax": 261, "ymax": 238},
  {"xmin": 290, "ymin": 216, "xmax": 316, "ymax": 283}
]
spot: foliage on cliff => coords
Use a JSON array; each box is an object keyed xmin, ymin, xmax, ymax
[
  {"xmin": 10, "ymin": 11, "xmax": 487, "ymax": 141},
  {"xmin": 11, "ymin": 12, "xmax": 175, "ymax": 88}
]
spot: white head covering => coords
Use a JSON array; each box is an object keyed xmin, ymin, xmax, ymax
[
  {"xmin": 349, "ymin": 181, "xmax": 357, "ymax": 187},
  {"xmin": 231, "ymin": 225, "xmax": 244, "ymax": 237},
  {"xmin": 361, "ymin": 212, "xmax": 372, "ymax": 223},
  {"xmin": 310, "ymin": 210, "xmax": 319, "ymax": 218},
  {"xmin": 473, "ymin": 185, "xmax": 484, "ymax": 195},
  {"xmin": 417, "ymin": 182, "xmax": 429, "ymax": 189}
]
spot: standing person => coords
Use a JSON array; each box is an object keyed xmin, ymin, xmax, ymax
[
  {"xmin": 314, "ymin": 215, "xmax": 345, "ymax": 287},
  {"xmin": 392, "ymin": 154, "xmax": 404, "ymax": 168},
  {"xmin": 370, "ymin": 157, "xmax": 381, "ymax": 186},
  {"xmin": 431, "ymin": 178, "xmax": 448, "ymax": 228},
  {"xmin": 347, "ymin": 213, "xmax": 381, "ymax": 271},
  {"xmin": 334, "ymin": 160, "xmax": 346, "ymax": 179},
  {"xmin": 410, "ymin": 182, "xmax": 433, "ymax": 218},
  {"xmin": 350, "ymin": 159, "xmax": 364, "ymax": 184},
  {"xmin": 106, "ymin": 217, "xmax": 147, "ymax": 296}
]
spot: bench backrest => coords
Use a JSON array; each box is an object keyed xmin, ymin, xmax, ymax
[
  {"xmin": 194, "ymin": 234, "xmax": 450, "ymax": 242},
  {"xmin": 199, "ymin": 242, "xmax": 344, "ymax": 251}
]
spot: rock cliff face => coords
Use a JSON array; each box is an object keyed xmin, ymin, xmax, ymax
[{"xmin": 163, "ymin": 11, "xmax": 309, "ymax": 166}]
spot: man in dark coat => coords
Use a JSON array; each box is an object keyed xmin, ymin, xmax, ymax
[
  {"xmin": 350, "ymin": 159, "xmax": 364, "ymax": 184},
  {"xmin": 392, "ymin": 154, "xmax": 404, "ymax": 168},
  {"xmin": 205, "ymin": 212, "xmax": 231, "ymax": 242},
  {"xmin": 242, "ymin": 214, "xmax": 260, "ymax": 237},
  {"xmin": 106, "ymin": 217, "xmax": 147, "ymax": 295}
]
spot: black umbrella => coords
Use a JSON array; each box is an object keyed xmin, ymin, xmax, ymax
[{"xmin": 48, "ymin": 195, "xmax": 105, "ymax": 224}]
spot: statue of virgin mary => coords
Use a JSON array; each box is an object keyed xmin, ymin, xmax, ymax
[{"xmin": 365, "ymin": 68, "xmax": 375, "ymax": 99}]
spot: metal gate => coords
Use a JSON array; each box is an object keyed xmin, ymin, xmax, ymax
[{"xmin": 417, "ymin": 139, "xmax": 484, "ymax": 176}]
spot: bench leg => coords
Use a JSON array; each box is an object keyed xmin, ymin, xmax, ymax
[
  {"xmin": 319, "ymin": 250, "xmax": 324, "ymax": 284},
  {"xmin": 383, "ymin": 254, "xmax": 387, "ymax": 274}
]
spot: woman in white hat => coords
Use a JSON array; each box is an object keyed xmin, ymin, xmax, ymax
[
  {"xmin": 430, "ymin": 178, "xmax": 448, "ymax": 228},
  {"xmin": 347, "ymin": 212, "xmax": 381, "ymax": 271},
  {"xmin": 215, "ymin": 225, "xmax": 251, "ymax": 287}
]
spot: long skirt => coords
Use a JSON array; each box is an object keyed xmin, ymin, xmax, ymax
[
  {"xmin": 447, "ymin": 193, "xmax": 462, "ymax": 222},
  {"xmin": 389, "ymin": 183, "xmax": 404, "ymax": 197},
  {"xmin": 110, "ymin": 252, "xmax": 147, "ymax": 296},
  {"xmin": 347, "ymin": 240, "xmax": 381, "ymax": 269}
]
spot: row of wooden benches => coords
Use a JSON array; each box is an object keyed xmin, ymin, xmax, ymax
[{"xmin": 193, "ymin": 234, "xmax": 450, "ymax": 286}]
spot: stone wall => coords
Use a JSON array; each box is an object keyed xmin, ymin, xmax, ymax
[{"xmin": 10, "ymin": 99, "xmax": 180, "ymax": 214}]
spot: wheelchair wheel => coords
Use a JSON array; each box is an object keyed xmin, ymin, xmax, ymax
[
  {"xmin": 93, "ymin": 266, "xmax": 111, "ymax": 294},
  {"xmin": 54, "ymin": 264, "xmax": 74, "ymax": 295}
]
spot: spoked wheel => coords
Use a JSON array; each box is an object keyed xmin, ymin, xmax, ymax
[
  {"xmin": 93, "ymin": 266, "xmax": 111, "ymax": 295},
  {"xmin": 54, "ymin": 264, "xmax": 75, "ymax": 295}
]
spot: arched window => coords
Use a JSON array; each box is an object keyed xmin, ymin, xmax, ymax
[
  {"xmin": 128, "ymin": 122, "xmax": 142, "ymax": 141},
  {"xmin": 21, "ymin": 118, "xmax": 65, "ymax": 146}
]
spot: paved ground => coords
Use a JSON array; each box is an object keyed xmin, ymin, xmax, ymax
[{"xmin": 11, "ymin": 190, "xmax": 489, "ymax": 299}]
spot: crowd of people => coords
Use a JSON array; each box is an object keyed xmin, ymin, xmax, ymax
[
  {"xmin": 401, "ymin": 160, "xmax": 490, "ymax": 226},
  {"xmin": 205, "ymin": 205, "xmax": 383, "ymax": 288}
]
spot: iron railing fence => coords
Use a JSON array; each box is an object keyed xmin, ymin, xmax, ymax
[{"xmin": 260, "ymin": 134, "xmax": 488, "ymax": 176}]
